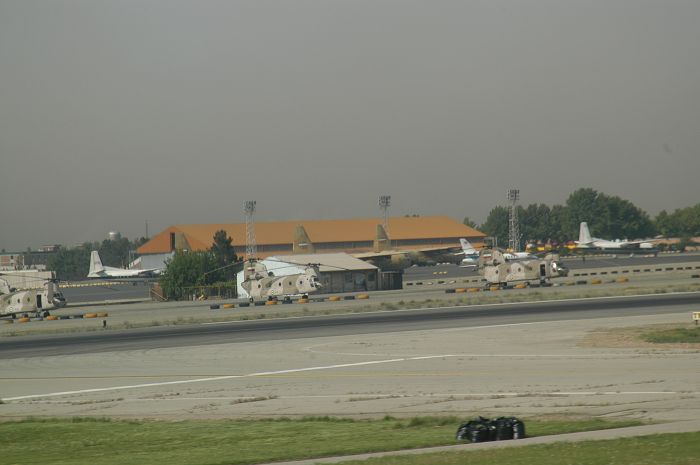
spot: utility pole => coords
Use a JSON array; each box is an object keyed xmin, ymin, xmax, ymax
[
  {"xmin": 244, "ymin": 200, "xmax": 257, "ymax": 259},
  {"xmin": 379, "ymin": 195, "xmax": 391, "ymax": 234},
  {"xmin": 507, "ymin": 189, "xmax": 521, "ymax": 252}
]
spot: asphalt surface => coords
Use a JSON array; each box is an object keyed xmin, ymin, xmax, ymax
[
  {"xmin": 1, "ymin": 292, "xmax": 697, "ymax": 359},
  {"xmin": 61, "ymin": 281, "xmax": 151, "ymax": 303},
  {"xmin": 404, "ymin": 253, "xmax": 700, "ymax": 281}
]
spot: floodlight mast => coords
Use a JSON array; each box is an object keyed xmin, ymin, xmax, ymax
[
  {"xmin": 507, "ymin": 189, "xmax": 521, "ymax": 252},
  {"xmin": 379, "ymin": 195, "xmax": 391, "ymax": 238},
  {"xmin": 244, "ymin": 200, "xmax": 257, "ymax": 259}
]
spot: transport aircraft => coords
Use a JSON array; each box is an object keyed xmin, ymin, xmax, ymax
[
  {"xmin": 575, "ymin": 222, "xmax": 657, "ymax": 254},
  {"xmin": 87, "ymin": 251, "xmax": 162, "ymax": 279}
]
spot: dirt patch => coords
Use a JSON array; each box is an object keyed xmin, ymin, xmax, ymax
[{"xmin": 580, "ymin": 323, "xmax": 700, "ymax": 349}]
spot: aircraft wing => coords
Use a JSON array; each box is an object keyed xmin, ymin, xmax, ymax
[{"xmin": 353, "ymin": 245, "xmax": 464, "ymax": 264}]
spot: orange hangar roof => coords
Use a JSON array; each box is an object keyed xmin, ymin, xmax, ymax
[{"xmin": 137, "ymin": 216, "xmax": 485, "ymax": 255}]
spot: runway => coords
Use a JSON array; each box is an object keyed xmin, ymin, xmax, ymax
[{"xmin": 1, "ymin": 292, "xmax": 698, "ymax": 421}]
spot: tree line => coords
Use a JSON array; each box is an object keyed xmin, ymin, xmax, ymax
[
  {"xmin": 45, "ymin": 237, "xmax": 148, "ymax": 280},
  {"xmin": 464, "ymin": 188, "xmax": 700, "ymax": 248}
]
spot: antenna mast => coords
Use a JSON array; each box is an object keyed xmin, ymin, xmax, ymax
[
  {"xmin": 507, "ymin": 189, "xmax": 520, "ymax": 252},
  {"xmin": 244, "ymin": 200, "xmax": 257, "ymax": 259}
]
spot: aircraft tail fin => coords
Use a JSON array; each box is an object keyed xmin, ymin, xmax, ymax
[
  {"xmin": 374, "ymin": 224, "xmax": 391, "ymax": 252},
  {"xmin": 579, "ymin": 222, "xmax": 593, "ymax": 244},
  {"xmin": 460, "ymin": 238, "xmax": 477, "ymax": 254},
  {"xmin": 88, "ymin": 251, "xmax": 105, "ymax": 276},
  {"xmin": 293, "ymin": 225, "xmax": 315, "ymax": 254}
]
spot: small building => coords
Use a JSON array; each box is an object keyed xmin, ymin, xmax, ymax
[{"xmin": 0, "ymin": 252, "xmax": 24, "ymax": 270}]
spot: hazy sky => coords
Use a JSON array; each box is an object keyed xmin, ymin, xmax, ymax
[{"xmin": 2, "ymin": 0, "xmax": 699, "ymax": 250}]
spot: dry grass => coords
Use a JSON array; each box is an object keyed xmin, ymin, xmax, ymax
[{"xmin": 580, "ymin": 323, "xmax": 700, "ymax": 349}]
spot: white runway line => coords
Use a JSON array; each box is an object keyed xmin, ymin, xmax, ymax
[
  {"xmin": 1, "ymin": 355, "xmax": 446, "ymax": 402},
  {"xmin": 5, "ymin": 346, "xmax": 695, "ymax": 403}
]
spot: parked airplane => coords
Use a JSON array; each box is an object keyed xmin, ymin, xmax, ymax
[
  {"xmin": 459, "ymin": 238, "xmax": 480, "ymax": 267},
  {"xmin": 503, "ymin": 250, "xmax": 537, "ymax": 260},
  {"xmin": 88, "ymin": 251, "xmax": 162, "ymax": 279},
  {"xmin": 575, "ymin": 222, "xmax": 657, "ymax": 253}
]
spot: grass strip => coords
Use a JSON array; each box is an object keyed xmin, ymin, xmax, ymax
[
  {"xmin": 0, "ymin": 416, "xmax": 644, "ymax": 465},
  {"xmin": 337, "ymin": 432, "xmax": 700, "ymax": 465},
  {"xmin": 641, "ymin": 325, "xmax": 700, "ymax": 343}
]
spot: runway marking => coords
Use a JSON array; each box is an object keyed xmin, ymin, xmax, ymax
[
  {"xmin": 2, "ymin": 355, "xmax": 448, "ymax": 402},
  {"xmin": 4, "ymin": 346, "xmax": 695, "ymax": 403}
]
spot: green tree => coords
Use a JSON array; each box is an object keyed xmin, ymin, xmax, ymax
[
  {"xmin": 98, "ymin": 237, "xmax": 131, "ymax": 268},
  {"xmin": 462, "ymin": 217, "xmax": 479, "ymax": 229},
  {"xmin": 209, "ymin": 230, "xmax": 238, "ymax": 281},
  {"xmin": 655, "ymin": 203, "xmax": 700, "ymax": 237},
  {"xmin": 46, "ymin": 245, "xmax": 91, "ymax": 280},
  {"xmin": 480, "ymin": 206, "xmax": 509, "ymax": 247},
  {"xmin": 158, "ymin": 251, "xmax": 221, "ymax": 301},
  {"xmin": 562, "ymin": 188, "xmax": 655, "ymax": 240}
]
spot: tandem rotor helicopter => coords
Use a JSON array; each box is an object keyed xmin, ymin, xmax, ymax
[
  {"xmin": 239, "ymin": 258, "xmax": 324, "ymax": 302},
  {"xmin": 0, "ymin": 272, "xmax": 66, "ymax": 319},
  {"xmin": 204, "ymin": 252, "xmax": 360, "ymax": 303},
  {"xmin": 476, "ymin": 248, "xmax": 569, "ymax": 288}
]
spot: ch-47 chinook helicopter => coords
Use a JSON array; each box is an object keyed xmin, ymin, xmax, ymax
[
  {"xmin": 0, "ymin": 274, "xmax": 65, "ymax": 319},
  {"xmin": 239, "ymin": 258, "xmax": 325, "ymax": 302},
  {"xmin": 477, "ymin": 248, "xmax": 569, "ymax": 288}
]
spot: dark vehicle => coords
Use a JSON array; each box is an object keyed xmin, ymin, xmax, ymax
[{"xmin": 456, "ymin": 416, "xmax": 525, "ymax": 443}]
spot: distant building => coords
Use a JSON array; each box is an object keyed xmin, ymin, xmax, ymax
[
  {"xmin": 137, "ymin": 216, "xmax": 485, "ymax": 258},
  {"xmin": 0, "ymin": 252, "xmax": 24, "ymax": 270}
]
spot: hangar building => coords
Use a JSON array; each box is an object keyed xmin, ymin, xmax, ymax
[{"xmin": 137, "ymin": 216, "xmax": 484, "ymax": 259}]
